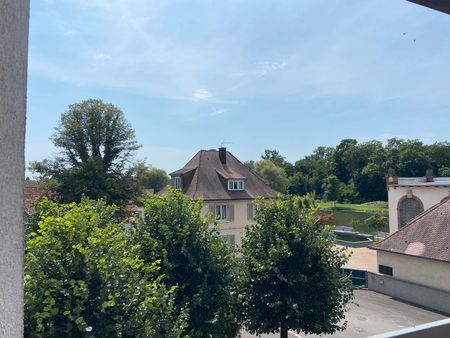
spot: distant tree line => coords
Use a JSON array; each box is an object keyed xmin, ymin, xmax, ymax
[{"xmin": 246, "ymin": 139, "xmax": 450, "ymax": 202}]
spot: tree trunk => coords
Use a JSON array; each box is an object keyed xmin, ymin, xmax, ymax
[{"xmin": 280, "ymin": 326, "xmax": 288, "ymax": 338}]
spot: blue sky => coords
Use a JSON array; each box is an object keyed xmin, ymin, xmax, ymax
[{"xmin": 27, "ymin": 0, "xmax": 450, "ymax": 174}]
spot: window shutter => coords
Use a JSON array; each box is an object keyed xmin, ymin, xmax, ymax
[
  {"xmin": 228, "ymin": 204, "xmax": 234, "ymax": 221},
  {"xmin": 247, "ymin": 203, "xmax": 253, "ymax": 220}
]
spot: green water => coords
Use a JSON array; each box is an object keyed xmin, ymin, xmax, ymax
[{"xmin": 332, "ymin": 210, "xmax": 389, "ymax": 234}]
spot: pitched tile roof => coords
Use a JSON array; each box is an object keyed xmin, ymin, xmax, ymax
[
  {"xmin": 24, "ymin": 180, "xmax": 48, "ymax": 214},
  {"xmin": 160, "ymin": 149, "xmax": 279, "ymax": 201},
  {"xmin": 371, "ymin": 199, "xmax": 450, "ymax": 262}
]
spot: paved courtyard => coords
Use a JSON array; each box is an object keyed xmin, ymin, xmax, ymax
[
  {"xmin": 241, "ymin": 289, "xmax": 447, "ymax": 338},
  {"xmin": 340, "ymin": 246, "xmax": 377, "ymax": 273}
]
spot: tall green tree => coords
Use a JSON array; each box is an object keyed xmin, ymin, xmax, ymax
[
  {"xmin": 254, "ymin": 159, "xmax": 288, "ymax": 193},
  {"xmin": 132, "ymin": 190, "xmax": 239, "ymax": 338},
  {"xmin": 132, "ymin": 162, "xmax": 170, "ymax": 193},
  {"xmin": 396, "ymin": 140, "xmax": 430, "ymax": 176},
  {"xmin": 322, "ymin": 175, "xmax": 341, "ymax": 205},
  {"xmin": 25, "ymin": 198, "xmax": 186, "ymax": 338},
  {"xmin": 30, "ymin": 99, "xmax": 141, "ymax": 205},
  {"xmin": 333, "ymin": 139, "xmax": 357, "ymax": 183},
  {"xmin": 261, "ymin": 149, "xmax": 294, "ymax": 176},
  {"xmin": 239, "ymin": 196, "xmax": 353, "ymax": 338}
]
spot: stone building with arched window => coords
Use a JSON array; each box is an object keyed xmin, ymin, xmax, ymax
[{"xmin": 386, "ymin": 170, "xmax": 450, "ymax": 233}]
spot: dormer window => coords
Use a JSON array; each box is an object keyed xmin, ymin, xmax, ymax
[
  {"xmin": 228, "ymin": 180, "xmax": 245, "ymax": 191},
  {"xmin": 174, "ymin": 177, "xmax": 182, "ymax": 191}
]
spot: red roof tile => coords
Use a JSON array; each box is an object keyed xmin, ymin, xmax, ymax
[{"xmin": 24, "ymin": 180, "xmax": 48, "ymax": 214}]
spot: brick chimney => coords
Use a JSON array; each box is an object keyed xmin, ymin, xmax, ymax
[
  {"xmin": 219, "ymin": 147, "xmax": 227, "ymax": 164},
  {"xmin": 386, "ymin": 169, "xmax": 398, "ymax": 185}
]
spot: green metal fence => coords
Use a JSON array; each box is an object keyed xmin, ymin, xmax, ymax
[{"xmin": 340, "ymin": 268, "xmax": 367, "ymax": 287}]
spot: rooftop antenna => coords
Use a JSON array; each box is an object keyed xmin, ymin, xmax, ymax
[{"xmin": 220, "ymin": 141, "xmax": 233, "ymax": 148}]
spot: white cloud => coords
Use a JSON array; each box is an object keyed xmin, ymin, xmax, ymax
[
  {"xmin": 210, "ymin": 109, "xmax": 226, "ymax": 116},
  {"xmin": 193, "ymin": 89, "xmax": 213, "ymax": 101},
  {"xmin": 94, "ymin": 52, "xmax": 112, "ymax": 61},
  {"xmin": 258, "ymin": 60, "xmax": 287, "ymax": 76},
  {"xmin": 64, "ymin": 30, "xmax": 75, "ymax": 36}
]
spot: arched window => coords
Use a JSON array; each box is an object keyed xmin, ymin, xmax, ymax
[{"xmin": 398, "ymin": 196, "xmax": 424, "ymax": 228}]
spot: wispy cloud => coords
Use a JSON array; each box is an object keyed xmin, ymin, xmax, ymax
[
  {"xmin": 258, "ymin": 60, "xmax": 287, "ymax": 76},
  {"xmin": 210, "ymin": 109, "xmax": 227, "ymax": 116},
  {"xmin": 193, "ymin": 89, "xmax": 213, "ymax": 101},
  {"xmin": 94, "ymin": 52, "xmax": 112, "ymax": 61}
]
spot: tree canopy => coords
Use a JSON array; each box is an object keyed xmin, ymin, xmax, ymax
[
  {"xmin": 30, "ymin": 99, "xmax": 141, "ymax": 205},
  {"xmin": 131, "ymin": 162, "xmax": 170, "ymax": 193},
  {"xmin": 25, "ymin": 198, "xmax": 187, "ymax": 338},
  {"xmin": 247, "ymin": 138, "xmax": 450, "ymax": 202},
  {"xmin": 132, "ymin": 189, "xmax": 240, "ymax": 338},
  {"xmin": 254, "ymin": 159, "xmax": 288, "ymax": 193},
  {"xmin": 238, "ymin": 196, "xmax": 353, "ymax": 338}
]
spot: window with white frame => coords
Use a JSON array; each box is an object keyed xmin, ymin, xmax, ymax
[
  {"xmin": 215, "ymin": 204, "xmax": 228, "ymax": 220},
  {"xmin": 174, "ymin": 177, "xmax": 182, "ymax": 190},
  {"xmin": 228, "ymin": 180, "xmax": 245, "ymax": 191}
]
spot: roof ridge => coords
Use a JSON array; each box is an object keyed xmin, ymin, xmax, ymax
[{"xmin": 372, "ymin": 199, "xmax": 449, "ymax": 249}]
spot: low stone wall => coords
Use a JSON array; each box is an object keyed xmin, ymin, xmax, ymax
[
  {"xmin": 335, "ymin": 239, "xmax": 373, "ymax": 248},
  {"xmin": 368, "ymin": 272, "xmax": 450, "ymax": 315}
]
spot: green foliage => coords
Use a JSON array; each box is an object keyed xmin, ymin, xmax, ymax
[
  {"xmin": 239, "ymin": 196, "xmax": 353, "ymax": 337},
  {"xmin": 363, "ymin": 215, "xmax": 389, "ymax": 231},
  {"xmin": 254, "ymin": 159, "xmax": 288, "ymax": 193},
  {"xmin": 261, "ymin": 149, "xmax": 294, "ymax": 176},
  {"xmin": 30, "ymin": 99, "xmax": 141, "ymax": 205},
  {"xmin": 132, "ymin": 189, "xmax": 239, "ymax": 338},
  {"xmin": 337, "ymin": 182, "xmax": 359, "ymax": 203},
  {"xmin": 438, "ymin": 166, "xmax": 450, "ymax": 176},
  {"xmin": 25, "ymin": 198, "xmax": 187, "ymax": 338},
  {"xmin": 322, "ymin": 175, "xmax": 340, "ymax": 202},
  {"xmin": 250, "ymin": 138, "xmax": 450, "ymax": 202},
  {"xmin": 287, "ymin": 172, "xmax": 308, "ymax": 196},
  {"xmin": 132, "ymin": 161, "xmax": 170, "ymax": 193}
]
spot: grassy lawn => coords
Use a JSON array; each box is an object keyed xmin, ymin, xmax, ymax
[{"xmin": 318, "ymin": 201, "xmax": 388, "ymax": 215}]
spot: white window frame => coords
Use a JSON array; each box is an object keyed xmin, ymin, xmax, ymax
[
  {"xmin": 174, "ymin": 177, "xmax": 182, "ymax": 190},
  {"xmin": 215, "ymin": 204, "xmax": 228, "ymax": 221},
  {"xmin": 228, "ymin": 180, "xmax": 245, "ymax": 191}
]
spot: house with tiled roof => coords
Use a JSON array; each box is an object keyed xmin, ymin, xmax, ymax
[
  {"xmin": 160, "ymin": 147, "xmax": 279, "ymax": 246},
  {"xmin": 386, "ymin": 170, "xmax": 450, "ymax": 233},
  {"xmin": 370, "ymin": 198, "xmax": 450, "ymax": 314},
  {"xmin": 24, "ymin": 179, "xmax": 48, "ymax": 215}
]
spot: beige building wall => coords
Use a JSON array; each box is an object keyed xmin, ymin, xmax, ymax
[
  {"xmin": 202, "ymin": 200, "xmax": 256, "ymax": 247},
  {"xmin": 377, "ymin": 251, "xmax": 450, "ymax": 292},
  {"xmin": 0, "ymin": 0, "xmax": 29, "ymax": 336},
  {"xmin": 388, "ymin": 185, "xmax": 450, "ymax": 233}
]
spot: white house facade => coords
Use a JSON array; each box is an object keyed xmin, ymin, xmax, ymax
[
  {"xmin": 160, "ymin": 147, "xmax": 278, "ymax": 246},
  {"xmin": 386, "ymin": 171, "xmax": 450, "ymax": 233}
]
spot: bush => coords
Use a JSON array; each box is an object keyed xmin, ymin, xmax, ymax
[
  {"xmin": 364, "ymin": 215, "xmax": 389, "ymax": 231},
  {"xmin": 25, "ymin": 198, "xmax": 186, "ymax": 338}
]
